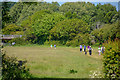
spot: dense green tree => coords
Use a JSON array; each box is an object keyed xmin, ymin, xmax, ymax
[
  {"xmin": 8, "ymin": 2, "xmax": 59, "ymax": 24},
  {"xmin": 91, "ymin": 21, "xmax": 119, "ymax": 44},
  {"xmin": 49, "ymin": 19, "xmax": 90, "ymax": 44},
  {"xmin": 66, "ymin": 33, "xmax": 92, "ymax": 46},
  {"xmin": 52, "ymin": 2, "xmax": 60, "ymax": 7},
  {"xmin": 21, "ymin": 10, "xmax": 66, "ymax": 44},
  {"xmin": 2, "ymin": 24, "xmax": 23, "ymax": 35},
  {"xmin": 104, "ymin": 11, "xmax": 117, "ymax": 23},
  {"xmin": 8, "ymin": 2, "xmax": 24, "ymax": 23},
  {"xmin": 95, "ymin": 3, "xmax": 117, "ymax": 23},
  {"xmin": 2, "ymin": 2, "xmax": 15, "ymax": 28},
  {"xmin": 2, "ymin": 1, "xmax": 119, "ymax": 46},
  {"xmin": 65, "ymin": 11, "xmax": 77, "ymax": 19}
]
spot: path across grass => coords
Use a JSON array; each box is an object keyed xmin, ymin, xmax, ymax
[{"xmin": 4, "ymin": 46, "xmax": 103, "ymax": 78}]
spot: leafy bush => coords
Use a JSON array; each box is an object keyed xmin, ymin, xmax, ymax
[
  {"xmin": 66, "ymin": 40, "xmax": 79, "ymax": 47},
  {"xmin": 2, "ymin": 51, "xmax": 32, "ymax": 80},
  {"xmin": 66, "ymin": 33, "xmax": 92, "ymax": 47},
  {"xmin": 44, "ymin": 40, "xmax": 62, "ymax": 46},
  {"xmin": 69, "ymin": 69, "xmax": 78, "ymax": 74},
  {"xmin": 94, "ymin": 43, "xmax": 100, "ymax": 46},
  {"xmin": 49, "ymin": 19, "xmax": 89, "ymax": 42},
  {"xmin": 21, "ymin": 10, "xmax": 66, "ymax": 44},
  {"xmin": 2, "ymin": 24, "xmax": 23, "ymax": 35},
  {"xmin": 103, "ymin": 39, "xmax": 120, "ymax": 78},
  {"xmin": 9, "ymin": 37, "xmax": 29, "ymax": 46}
]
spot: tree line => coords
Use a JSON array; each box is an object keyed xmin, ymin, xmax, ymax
[{"xmin": 1, "ymin": 1, "xmax": 120, "ymax": 46}]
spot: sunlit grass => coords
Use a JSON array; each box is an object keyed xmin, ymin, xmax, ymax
[{"xmin": 4, "ymin": 46, "xmax": 103, "ymax": 78}]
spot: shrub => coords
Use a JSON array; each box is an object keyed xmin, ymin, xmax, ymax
[
  {"xmin": 69, "ymin": 69, "xmax": 78, "ymax": 74},
  {"xmin": 66, "ymin": 40, "xmax": 79, "ymax": 47},
  {"xmin": 2, "ymin": 51, "xmax": 32, "ymax": 80},
  {"xmin": 9, "ymin": 37, "xmax": 29, "ymax": 46},
  {"xmin": 103, "ymin": 39, "xmax": 120, "ymax": 78},
  {"xmin": 44, "ymin": 40, "xmax": 62, "ymax": 46},
  {"xmin": 94, "ymin": 42, "xmax": 100, "ymax": 46}
]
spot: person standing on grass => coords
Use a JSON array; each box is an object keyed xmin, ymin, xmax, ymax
[
  {"xmin": 84, "ymin": 45, "xmax": 86, "ymax": 52},
  {"xmin": 54, "ymin": 44, "xmax": 56, "ymax": 49},
  {"xmin": 12, "ymin": 42, "xmax": 15, "ymax": 46},
  {"xmin": 89, "ymin": 46, "xmax": 92, "ymax": 55},
  {"xmin": 84, "ymin": 45, "xmax": 87, "ymax": 55},
  {"xmin": 50, "ymin": 44, "xmax": 52, "ymax": 48},
  {"xmin": 98, "ymin": 46, "xmax": 101, "ymax": 55},
  {"xmin": 85, "ymin": 50, "xmax": 87, "ymax": 55},
  {"xmin": 101, "ymin": 46, "xmax": 104, "ymax": 54},
  {"xmin": 87, "ymin": 46, "xmax": 90, "ymax": 51},
  {"xmin": 80, "ymin": 45, "xmax": 82, "ymax": 52}
]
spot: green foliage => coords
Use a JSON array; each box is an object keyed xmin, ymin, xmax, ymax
[
  {"xmin": 9, "ymin": 37, "xmax": 29, "ymax": 45},
  {"xmin": 59, "ymin": 2, "xmax": 96, "ymax": 24},
  {"xmin": 2, "ymin": 52, "xmax": 32, "ymax": 79},
  {"xmin": 103, "ymin": 39, "xmax": 120, "ymax": 78},
  {"xmin": 52, "ymin": 2, "xmax": 60, "ymax": 7},
  {"xmin": 95, "ymin": 3, "xmax": 117, "ymax": 23},
  {"xmin": 66, "ymin": 33, "xmax": 92, "ymax": 47},
  {"xmin": 8, "ymin": 2, "xmax": 59, "ymax": 24},
  {"xmin": 50, "ymin": 19, "xmax": 89, "ymax": 44},
  {"xmin": 21, "ymin": 10, "xmax": 66, "ymax": 44},
  {"xmin": 44, "ymin": 40, "xmax": 62, "ymax": 46},
  {"xmin": 104, "ymin": 11, "xmax": 117, "ymax": 23},
  {"xmin": 69, "ymin": 69, "xmax": 78, "ymax": 74},
  {"xmin": 2, "ymin": 2, "xmax": 15, "ymax": 28},
  {"xmin": 2, "ymin": 2, "xmax": 119, "ymax": 46},
  {"xmin": 2, "ymin": 24, "xmax": 23, "ymax": 35},
  {"xmin": 8, "ymin": 2, "xmax": 24, "ymax": 23},
  {"xmin": 91, "ymin": 22, "xmax": 119, "ymax": 44},
  {"xmin": 65, "ymin": 11, "xmax": 77, "ymax": 19}
]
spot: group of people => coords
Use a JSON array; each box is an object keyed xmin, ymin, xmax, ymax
[
  {"xmin": 80, "ymin": 45, "xmax": 105, "ymax": 56},
  {"xmin": 80, "ymin": 45, "xmax": 92, "ymax": 55},
  {"xmin": 50, "ymin": 44, "xmax": 56, "ymax": 49},
  {"xmin": 50, "ymin": 44, "xmax": 105, "ymax": 55}
]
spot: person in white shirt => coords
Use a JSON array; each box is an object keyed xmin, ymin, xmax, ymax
[{"xmin": 98, "ymin": 46, "xmax": 101, "ymax": 55}]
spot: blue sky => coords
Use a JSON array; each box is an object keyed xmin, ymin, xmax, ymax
[{"xmin": 0, "ymin": 0, "xmax": 120, "ymax": 2}]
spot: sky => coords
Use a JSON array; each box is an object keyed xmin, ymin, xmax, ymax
[{"xmin": 0, "ymin": 0, "xmax": 120, "ymax": 2}]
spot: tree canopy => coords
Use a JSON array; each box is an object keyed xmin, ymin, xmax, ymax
[{"xmin": 2, "ymin": 1, "xmax": 119, "ymax": 46}]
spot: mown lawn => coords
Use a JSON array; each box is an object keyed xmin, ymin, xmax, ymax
[{"xmin": 4, "ymin": 45, "xmax": 103, "ymax": 78}]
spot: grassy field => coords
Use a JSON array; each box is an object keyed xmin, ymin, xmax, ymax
[{"xmin": 4, "ymin": 45, "xmax": 103, "ymax": 78}]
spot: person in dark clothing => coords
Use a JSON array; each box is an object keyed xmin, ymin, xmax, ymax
[
  {"xmin": 89, "ymin": 46, "xmax": 92, "ymax": 55},
  {"xmin": 85, "ymin": 51, "xmax": 87, "ymax": 55},
  {"xmin": 101, "ymin": 46, "xmax": 105, "ymax": 54},
  {"xmin": 84, "ymin": 45, "xmax": 87, "ymax": 55},
  {"xmin": 84, "ymin": 45, "xmax": 86, "ymax": 52},
  {"xmin": 80, "ymin": 45, "xmax": 82, "ymax": 52},
  {"xmin": 54, "ymin": 44, "xmax": 56, "ymax": 49}
]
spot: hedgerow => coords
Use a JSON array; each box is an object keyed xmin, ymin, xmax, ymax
[{"xmin": 103, "ymin": 39, "xmax": 120, "ymax": 78}]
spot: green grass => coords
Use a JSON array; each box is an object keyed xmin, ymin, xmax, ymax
[{"xmin": 4, "ymin": 46, "xmax": 103, "ymax": 78}]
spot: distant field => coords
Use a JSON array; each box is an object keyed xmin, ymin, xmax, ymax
[{"xmin": 4, "ymin": 45, "xmax": 103, "ymax": 78}]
